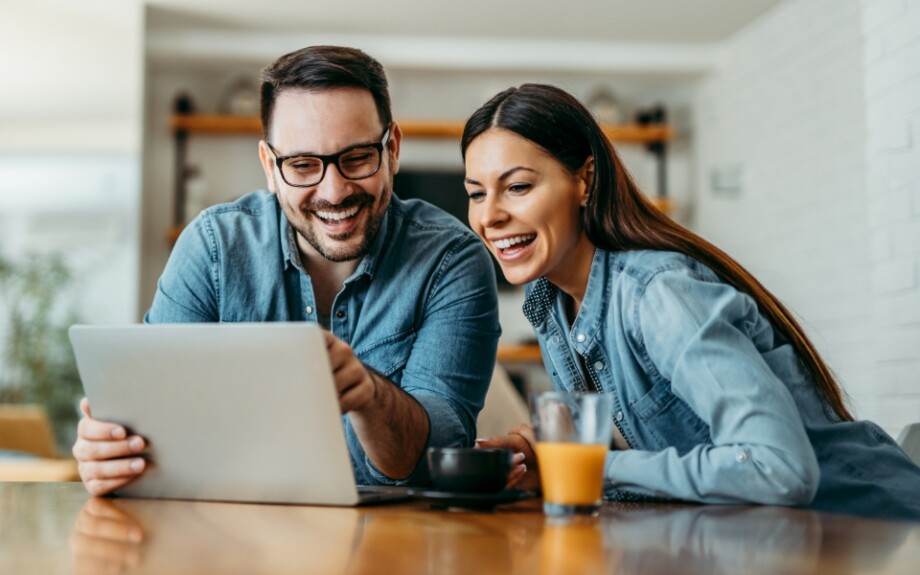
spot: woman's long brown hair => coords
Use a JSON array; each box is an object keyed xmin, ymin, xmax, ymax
[{"xmin": 461, "ymin": 83, "xmax": 854, "ymax": 421}]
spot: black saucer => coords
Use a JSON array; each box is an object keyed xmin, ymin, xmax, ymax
[{"xmin": 406, "ymin": 488, "xmax": 537, "ymax": 511}]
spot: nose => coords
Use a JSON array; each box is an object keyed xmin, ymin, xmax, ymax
[
  {"xmin": 313, "ymin": 161, "xmax": 352, "ymax": 205},
  {"xmin": 475, "ymin": 193, "xmax": 508, "ymax": 230}
]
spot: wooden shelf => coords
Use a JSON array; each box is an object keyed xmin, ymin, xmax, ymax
[
  {"xmin": 497, "ymin": 343, "xmax": 542, "ymax": 363},
  {"xmin": 166, "ymin": 226, "xmax": 183, "ymax": 245},
  {"xmin": 170, "ymin": 114, "xmax": 262, "ymax": 134},
  {"xmin": 168, "ymin": 114, "xmax": 674, "ymax": 243},
  {"xmin": 650, "ymin": 197, "xmax": 673, "ymax": 213},
  {"xmin": 170, "ymin": 114, "xmax": 673, "ymax": 143}
]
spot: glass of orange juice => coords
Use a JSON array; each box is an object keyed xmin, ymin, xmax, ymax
[{"xmin": 531, "ymin": 391, "xmax": 612, "ymax": 517}]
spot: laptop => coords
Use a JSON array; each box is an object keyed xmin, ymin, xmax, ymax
[{"xmin": 69, "ymin": 322, "xmax": 410, "ymax": 506}]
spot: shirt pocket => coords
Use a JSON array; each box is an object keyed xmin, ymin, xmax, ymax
[
  {"xmin": 630, "ymin": 378, "xmax": 710, "ymax": 454},
  {"xmin": 355, "ymin": 329, "xmax": 416, "ymax": 381}
]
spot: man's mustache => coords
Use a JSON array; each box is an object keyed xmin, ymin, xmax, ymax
[{"xmin": 303, "ymin": 193, "xmax": 375, "ymax": 213}]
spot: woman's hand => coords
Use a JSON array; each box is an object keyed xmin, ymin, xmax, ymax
[{"xmin": 476, "ymin": 423, "xmax": 541, "ymax": 492}]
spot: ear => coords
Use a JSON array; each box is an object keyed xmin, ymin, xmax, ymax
[
  {"xmin": 258, "ymin": 140, "xmax": 278, "ymax": 195},
  {"xmin": 387, "ymin": 122, "xmax": 402, "ymax": 176},
  {"xmin": 577, "ymin": 156, "xmax": 595, "ymax": 206}
]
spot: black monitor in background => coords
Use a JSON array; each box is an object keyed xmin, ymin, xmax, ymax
[{"xmin": 393, "ymin": 170, "xmax": 512, "ymax": 289}]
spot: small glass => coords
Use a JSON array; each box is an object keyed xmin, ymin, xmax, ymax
[{"xmin": 530, "ymin": 391, "xmax": 612, "ymax": 517}]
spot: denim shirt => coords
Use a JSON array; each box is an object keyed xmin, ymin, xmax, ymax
[
  {"xmin": 145, "ymin": 191, "xmax": 501, "ymax": 486},
  {"xmin": 525, "ymin": 248, "xmax": 920, "ymax": 520}
]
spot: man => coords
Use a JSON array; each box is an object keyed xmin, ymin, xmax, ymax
[{"xmin": 73, "ymin": 46, "xmax": 500, "ymax": 496}]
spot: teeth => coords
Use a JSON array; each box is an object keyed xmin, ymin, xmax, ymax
[
  {"xmin": 493, "ymin": 234, "xmax": 536, "ymax": 250},
  {"xmin": 316, "ymin": 206, "xmax": 360, "ymax": 221}
]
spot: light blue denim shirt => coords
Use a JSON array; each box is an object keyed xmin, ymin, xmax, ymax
[
  {"xmin": 525, "ymin": 248, "xmax": 920, "ymax": 520},
  {"xmin": 145, "ymin": 191, "xmax": 501, "ymax": 486}
]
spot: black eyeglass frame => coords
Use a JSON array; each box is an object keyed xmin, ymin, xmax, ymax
[{"xmin": 265, "ymin": 125, "xmax": 392, "ymax": 188}]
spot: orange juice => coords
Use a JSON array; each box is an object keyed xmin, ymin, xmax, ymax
[{"xmin": 534, "ymin": 442, "xmax": 607, "ymax": 505}]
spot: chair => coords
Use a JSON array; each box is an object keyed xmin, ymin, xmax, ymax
[
  {"xmin": 0, "ymin": 404, "xmax": 79, "ymax": 481},
  {"xmin": 897, "ymin": 423, "xmax": 920, "ymax": 466},
  {"xmin": 0, "ymin": 404, "xmax": 58, "ymax": 458},
  {"xmin": 476, "ymin": 363, "xmax": 530, "ymax": 439}
]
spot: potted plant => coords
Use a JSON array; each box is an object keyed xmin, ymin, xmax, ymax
[{"xmin": 0, "ymin": 252, "xmax": 83, "ymax": 452}]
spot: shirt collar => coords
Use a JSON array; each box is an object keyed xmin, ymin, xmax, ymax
[
  {"xmin": 523, "ymin": 277, "xmax": 558, "ymax": 328},
  {"xmin": 280, "ymin": 207, "xmax": 300, "ymax": 271},
  {"xmin": 522, "ymin": 247, "xmax": 605, "ymax": 331}
]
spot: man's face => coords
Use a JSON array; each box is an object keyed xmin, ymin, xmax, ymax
[{"xmin": 259, "ymin": 88, "xmax": 400, "ymax": 263}]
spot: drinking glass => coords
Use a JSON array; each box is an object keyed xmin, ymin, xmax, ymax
[{"xmin": 530, "ymin": 391, "xmax": 612, "ymax": 517}]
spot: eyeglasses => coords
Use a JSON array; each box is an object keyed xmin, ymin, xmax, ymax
[{"xmin": 266, "ymin": 125, "xmax": 391, "ymax": 187}]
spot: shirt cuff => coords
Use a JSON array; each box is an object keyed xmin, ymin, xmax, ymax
[{"xmin": 362, "ymin": 393, "xmax": 469, "ymax": 486}]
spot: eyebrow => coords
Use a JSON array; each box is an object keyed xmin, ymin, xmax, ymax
[
  {"xmin": 465, "ymin": 166, "xmax": 537, "ymax": 186},
  {"xmin": 282, "ymin": 139, "xmax": 379, "ymax": 158},
  {"xmin": 274, "ymin": 128, "xmax": 386, "ymax": 158}
]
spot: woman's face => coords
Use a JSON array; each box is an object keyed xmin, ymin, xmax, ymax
[{"xmin": 464, "ymin": 128, "xmax": 593, "ymax": 287}]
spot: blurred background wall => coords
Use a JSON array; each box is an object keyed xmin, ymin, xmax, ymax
[{"xmin": 1, "ymin": 0, "xmax": 918, "ymax": 436}]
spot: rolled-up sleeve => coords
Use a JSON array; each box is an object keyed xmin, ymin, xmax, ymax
[
  {"xmin": 605, "ymin": 268, "xmax": 820, "ymax": 506},
  {"xmin": 351, "ymin": 236, "xmax": 501, "ymax": 485}
]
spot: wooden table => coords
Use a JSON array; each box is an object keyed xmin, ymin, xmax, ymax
[{"xmin": 2, "ymin": 482, "xmax": 919, "ymax": 574}]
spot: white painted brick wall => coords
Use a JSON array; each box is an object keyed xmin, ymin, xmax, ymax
[
  {"xmin": 694, "ymin": 0, "xmax": 883, "ymax": 427},
  {"xmin": 695, "ymin": 0, "xmax": 920, "ymax": 435},
  {"xmin": 863, "ymin": 0, "xmax": 920, "ymax": 435}
]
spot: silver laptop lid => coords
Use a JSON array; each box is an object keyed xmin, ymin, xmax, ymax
[{"xmin": 70, "ymin": 323, "xmax": 361, "ymax": 506}]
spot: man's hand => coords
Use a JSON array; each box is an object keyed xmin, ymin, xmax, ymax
[
  {"xmin": 323, "ymin": 329, "xmax": 429, "ymax": 479},
  {"xmin": 72, "ymin": 398, "xmax": 147, "ymax": 497},
  {"xmin": 324, "ymin": 331, "xmax": 379, "ymax": 414},
  {"xmin": 476, "ymin": 423, "xmax": 541, "ymax": 492}
]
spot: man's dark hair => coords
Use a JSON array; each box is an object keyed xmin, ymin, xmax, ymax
[{"xmin": 260, "ymin": 45, "xmax": 392, "ymax": 140}]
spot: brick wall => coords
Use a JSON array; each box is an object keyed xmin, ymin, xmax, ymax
[
  {"xmin": 863, "ymin": 0, "xmax": 920, "ymax": 433},
  {"xmin": 693, "ymin": 0, "xmax": 916, "ymax": 432}
]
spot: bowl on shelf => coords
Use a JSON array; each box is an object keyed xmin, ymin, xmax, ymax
[{"xmin": 427, "ymin": 447, "xmax": 514, "ymax": 493}]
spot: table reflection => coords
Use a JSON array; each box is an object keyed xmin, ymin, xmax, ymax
[
  {"xmin": 536, "ymin": 516, "xmax": 614, "ymax": 574},
  {"xmin": 66, "ymin": 495, "xmax": 920, "ymax": 575},
  {"xmin": 70, "ymin": 497, "xmax": 363, "ymax": 574},
  {"xmin": 525, "ymin": 503, "xmax": 917, "ymax": 575},
  {"xmin": 347, "ymin": 509, "xmax": 526, "ymax": 574},
  {"xmin": 68, "ymin": 498, "xmax": 546, "ymax": 574},
  {"xmin": 601, "ymin": 504, "xmax": 824, "ymax": 574}
]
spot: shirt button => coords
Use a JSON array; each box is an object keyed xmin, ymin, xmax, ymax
[
  {"xmin": 305, "ymin": 306, "xmax": 313, "ymax": 315},
  {"xmin": 336, "ymin": 309, "xmax": 346, "ymax": 319},
  {"xmin": 576, "ymin": 333, "xmax": 586, "ymax": 343},
  {"xmin": 735, "ymin": 451, "xmax": 749, "ymax": 463},
  {"xmin": 615, "ymin": 411, "xmax": 624, "ymax": 422},
  {"xmin": 594, "ymin": 361, "xmax": 605, "ymax": 371}
]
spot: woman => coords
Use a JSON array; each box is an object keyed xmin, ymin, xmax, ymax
[{"xmin": 463, "ymin": 84, "xmax": 920, "ymax": 520}]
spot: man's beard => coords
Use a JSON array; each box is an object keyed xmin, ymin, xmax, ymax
[{"xmin": 279, "ymin": 174, "xmax": 392, "ymax": 263}]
